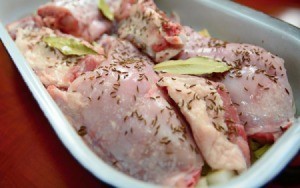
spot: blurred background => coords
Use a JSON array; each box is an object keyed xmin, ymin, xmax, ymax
[{"xmin": 235, "ymin": 0, "xmax": 300, "ymax": 28}]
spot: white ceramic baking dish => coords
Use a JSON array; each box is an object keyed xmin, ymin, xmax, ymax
[{"xmin": 0, "ymin": 0, "xmax": 299, "ymax": 187}]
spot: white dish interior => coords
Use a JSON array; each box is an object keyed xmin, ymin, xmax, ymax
[{"xmin": 0, "ymin": 0, "xmax": 299, "ymax": 187}]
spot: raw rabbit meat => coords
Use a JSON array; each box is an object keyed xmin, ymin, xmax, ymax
[
  {"xmin": 38, "ymin": 0, "xmax": 112, "ymax": 42},
  {"xmin": 48, "ymin": 37, "xmax": 203, "ymax": 186},
  {"xmin": 177, "ymin": 26, "xmax": 295, "ymax": 143},
  {"xmin": 158, "ymin": 75, "xmax": 250, "ymax": 172}
]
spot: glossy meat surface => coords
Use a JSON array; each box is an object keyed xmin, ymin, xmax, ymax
[
  {"xmin": 6, "ymin": 15, "xmax": 44, "ymax": 40},
  {"xmin": 15, "ymin": 27, "xmax": 104, "ymax": 88},
  {"xmin": 177, "ymin": 26, "xmax": 295, "ymax": 142},
  {"xmin": 7, "ymin": 0, "xmax": 297, "ymax": 186},
  {"xmin": 38, "ymin": 0, "xmax": 112, "ymax": 42},
  {"xmin": 158, "ymin": 75, "xmax": 249, "ymax": 172},
  {"xmin": 48, "ymin": 37, "xmax": 203, "ymax": 186},
  {"xmin": 107, "ymin": 0, "xmax": 136, "ymax": 20},
  {"xmin": 118, "ymin": 0, "xmax": 185, "ymax": 62}
]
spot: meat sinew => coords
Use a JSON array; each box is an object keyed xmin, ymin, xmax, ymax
[
  {"xmin": 14, "ymin": 26, "xmax": 104, "ymax": 88},
  {"xmin": 118, "ymin": 0, "xmax": 185, "ymax": 62},
  {"xmin": 48, "ymin": 37, "xmax": 203, "ymax": 186},
  {"xmin": 37, "ymin": 0, "xmax": 112, "ymax": 42},
  {"xmin": 177, "ymin": 26, "xmax": 295, "ymax": 143},
  {"xmin": 158, "ymin": 75, "xmax": 250, "ymax": 172}
]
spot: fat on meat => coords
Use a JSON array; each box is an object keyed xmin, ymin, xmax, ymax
[
  {"xmin": 6, "ymin": 15, "xmax": 44, "ymax": 40},
  {"xmin": 47, "ymin": 37, "xmax": 203, "ymax": 187},
  {"xmin": 14, "ymin": 26, "xmax": 104, "ymax": 88},
  {"xmin": 118, "ymin": 0, "xmax": 185, "ymax": 62},
  {"xmin": 158, "ymin": 75, "xmax": 250, "ymax": 172},
  {"xmin": 177, "ymin": 26, "xmax": 295, "ymax": 142},
  {"xmin": 37, "ymin": 0, "xmax": 112, "ymax": 42}
]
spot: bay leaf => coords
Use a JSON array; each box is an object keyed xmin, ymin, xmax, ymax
[
  {"xmin": 43, "ymin": 36, "xmax": 98, "ymax": 56},
  {"xmin": 98, "ymin": 0, "xmax": 114, "ymax": 21},
  {"xmin": 154, "ymin": 57, "xmax": 231, "ymax": 75}
]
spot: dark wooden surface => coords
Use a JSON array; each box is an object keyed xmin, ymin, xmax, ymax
[{"xmin": 0, "ymin": 1, "xmax": 299, "ymax": 187}]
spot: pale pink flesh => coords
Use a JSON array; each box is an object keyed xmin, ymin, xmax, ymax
[
  {"xmin": 158, "ymin": 75, "xmax": 249, "ymax": 172},
  {"xmin": 216, "ymin": 83, "xmax": 250, "ymax": 166},
  {"xmin": 14, "ymin": 26, "xmax": 104, "ymax": 88},
  {"xmin": 106, "ymin": 0, "xmax": 137, "ymax": 21},
  {"xmin": 37, "ymin": 0, "xmax": 112, "ymax": 42},
  {"xmin": 177, "ymin": 26, "xmax": 295, "ymax": 141},
  {"xmin": 118, "ymin": 0, "xmax": 185, "ymax": 62},
  {"xmin": 7, "ymin": 0, "xmax": 297, "ymax": 186},
  {"xmin": 6, "ymin": 15, "xmax": 44, "ymax": 40},
  {"xmin": 48, "ymin": 37, "xmax": 203, "ymax": 186}
]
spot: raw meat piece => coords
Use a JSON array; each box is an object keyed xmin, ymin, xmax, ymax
[
  {"xmin": 37, "ymin": 0, "xmax": 112, "ymax": 42},
  {"xmin": 15, "ymin": 27, "xmax": 104, "ymax": 88},
  {"xmin": 158, "ymin": 75, "xmax": 249, "ymax": 172},
  {"xmin": 48, "ymin": 37, "xmax": 203, "ymax": 186},
  {"xmin": 118, "ymin": 0, "xmax": 185, "ymax": 62},
  {"xmin": 177, "ymin": 26, "xmax": 295, "ymax": 142},
  {"xmin": 6, "ymin": 15, "xmax": 43, "ymax": 40},
  {"xmin": 106, "ymin": 0, "xmax": 136, "ymax": 21}
]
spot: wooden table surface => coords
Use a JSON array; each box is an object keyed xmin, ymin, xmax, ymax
[{"xmin": 0, "ymin": 1, "xmax": 299, "ymax": 187}]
